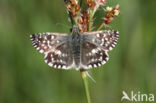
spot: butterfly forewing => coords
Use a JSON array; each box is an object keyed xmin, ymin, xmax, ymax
[
  {"xmin": 30, "ymin": 33, "xmax": 68, "ymax": 54},
  {"xmin": 83, "ymin": 30, "xmax": 119, "ymax": 51},
  {"xmin": 30, "ymin": 33, "xmax": 73, "ymax": 69}
]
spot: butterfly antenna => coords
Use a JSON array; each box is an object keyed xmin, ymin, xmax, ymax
[
  {"xmin": 55, "ymin": 22, "xmax": 71, "ymax": 29},
  {"xmin": 85, "ymin": 71, "xmax": 96, "ymax": 83}
]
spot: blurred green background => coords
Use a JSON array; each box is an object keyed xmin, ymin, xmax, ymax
[{"xmin": 0, "ymin": 0, "xmax": 156, "ymax": 103}]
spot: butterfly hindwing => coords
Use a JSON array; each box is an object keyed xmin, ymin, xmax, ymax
[
  {"xmin": 81, "ymin": 41, "xmax": 109, "ymax": 69},
  {"xmin": 44, "ymin": 42, "xmax": 73, "ymax": 69}
]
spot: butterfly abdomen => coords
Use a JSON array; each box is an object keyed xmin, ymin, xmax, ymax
[{"xmin": 72, "ymin": 45, "xmax": 80, "ymax": 68}]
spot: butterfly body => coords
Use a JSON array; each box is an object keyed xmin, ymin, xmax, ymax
[
  {"xmin": 70, "ymin": 27, "xmax": 81, "ymax": 68},
  {"xmin": 30, "ymin": 25, "xmax": 119, "ymax": 70}
]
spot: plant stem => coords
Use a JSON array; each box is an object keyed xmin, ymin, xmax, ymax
[
  {"xmin": 97, "ymin": 23, "xmax": 104, "ymax": 31},
  {"xmin": 89, "ymin": 10, "xmax": 93, "ymax": 31},
  {"xmin": 88, "ymin": 5, "xmax": 100, "ymax": 31},
  {"xmin": 80, "ymin": 70, "xmax": 91, "ymax": 103}
]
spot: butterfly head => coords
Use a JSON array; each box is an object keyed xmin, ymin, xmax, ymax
[{"xmin": 71, "ymin": 25, "xmax": 80, "ymax": 34}]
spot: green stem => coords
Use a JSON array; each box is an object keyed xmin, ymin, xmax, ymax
[
  {"xmin": 89, "ymin": 6, "xmax": 99, "ymax": 31},
  {"xmin": 89, "ymin": 10, "xmax": 93, "ymax": 31},
  {"xmin": 97, "ymin": 23, "xmax": 104, "ymax": 31},
  {"xmin": 80, "ymin": 70, "xmax": 91, "ymax": 103}
]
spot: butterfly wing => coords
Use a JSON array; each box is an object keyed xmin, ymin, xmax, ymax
[
  {"xmin": 83, "ymin": 30, "xmax": 119, "ymax": 51},
  {"xmin": 80, "ymin": 41, "xmax": 109, "ymax": 69},
  {"xmin": 30, "ymin": 33, "xmax": 73, "ymax": 69},
  {"xmin": 80, "ymin": 30, "xmax": 119, "ymax": 69}
]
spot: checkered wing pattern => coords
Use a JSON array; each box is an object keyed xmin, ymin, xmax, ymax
[
  {"xmin": 30, "ymin": 33, "xmax": 73, "ymax": 69},
  {"xmin": 81, "ymin": 41, "xmax": 109, "ymax": 69},
  {"xmin": 83, "ymin": 30, "xmax": 119, "ymax": 51},
  {"xmin": 81, "ymin": 30, "xmax": 119, "ymax": 69}
]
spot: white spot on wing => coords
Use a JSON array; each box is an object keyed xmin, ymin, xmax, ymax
[
  {"xmin": 102, "ymin": 61, "xmax": 106, "ymax": 64},
  {"xmin": 94, "ymin": 64, "xmax": 97, "ymax": 67},
  {"xmin": 34, "ymin": 45, "xmax": 37, "ymax": 48},
  {"xmin": 109, "ymin": 47, "xmax": 113, "ymax": 50},
  {"xmin": 47, "ymin": 40, "xmax": 50, "ymax": 45},
  {"xmin": 51, "ymin": 58, "xmax": 54, "ymax": 61},
  {"xmin": 48, "ymin": 62, "xmax": 53, "ymax": 67},
  {"xmin": 91, "ymin": 58, "xmax": 94, "ymax": 62},
  {"xmin": 51, "ymin": 35, "xmax": 54, "ymax": 39},
  {"xmin": 62, "ymin": 65, "xmax": 67, "ymax": 69},
  {"xmin": 98, "ymin": 63, "xmax": 101, "ymax": 66},
  {"xmin": 44, "ymin": 46, "xmax": 47, "ymax": 49},
  {"xmin": 39, "ymin": 49, "xmax": 44, "ymax": 53},
  {"xmin": 55, "ymin": 50, "xmax": 61, "ymax": 55},
  {"xmin": 114, "ymin": 42, "xmax": 117, "ymax": 45},
  {"xmin": 45, "ymin": 59, "xmax": 48, "ymax": 63},
  {"xmin": 54, "ymin": 65, "xmax": 57, "ymax": 68},
  {"xmin": 92, "ymin": 39, "xmax": 95, "ymax": 42},
  {"xmin": 41, "ymin": 44, "xmax": 45, "ymax": 47},
  {"xmin": 88, "ymin": 65, "xmax": 92, "ymax": 68},
  {"xmin": 36, "ymin": 47, "xmax": 40, "ymax": 50},
  {"xmin": 97, "ymin": 33, "xmax": 100, "ymax": 37},
  {"xmin": 58, "ymin": 65, "xmax": 61, "ymax": 68},
  {"xmin": 112, "ymin": 44, "xmax": 115, "ymax": 47},
  {"xmin": 88, "ymin": 52, "xmax": 92, "ymax": 56},
  {"xmin": 57, "ymin": 40, "xmax": 60, "ymax": 43},
  {"xmin": 47, "ymin": 32, "xmax": 51, "ymax": 35},
  {"xmin": 99, "ymin": 56, "xmax": 103, "ymax": 61},
  {"xmin": 105, "ymin": 38, "xmax": 108, "ymax": 41},
  {"xmin": 106, "ymin": 57, "xmax": 109, "ymax": 61},
  {"xmin": 92, "ymin": 49, "xmax": 96, "ymax": 54},
  {"xmin": 43, "ymin": 40, "xmax": 46, "ymax": 43}
]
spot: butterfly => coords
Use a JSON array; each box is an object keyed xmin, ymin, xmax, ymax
[{"xmin": 30, "ymin": 25, "xmax": 119, "ymax": 70}]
